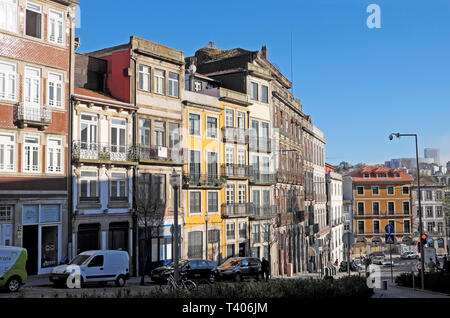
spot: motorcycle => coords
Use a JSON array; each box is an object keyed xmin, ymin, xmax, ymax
[{"xmin": 339, "ymin": 261, "xmax": 359, "ymax": 272}]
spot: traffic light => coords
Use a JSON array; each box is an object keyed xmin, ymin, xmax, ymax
[{"xmin": 420, "ymin": 234, "xmax": 428, "ymax": 247}]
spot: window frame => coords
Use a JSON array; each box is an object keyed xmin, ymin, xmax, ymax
[
  {"xmin": 356, "ymin": 186, "xmax": 364, "ymax": 196},
  {"xmin": 48, "ymin": 8, "xmax": 64, "ymax": 45},
  {"xmin": 168, "ymin": 72, "xmax": 179, "ymax": 98},
  {"xmin": 188, "ymin": 111, "xmax": 201, "ymax": 137},
  {"xmin": 371, "ymin": 186, "xmax": 379, "ymax": 196},
  {"xmin": 250, "ymin": 82, "xmax": 258, "ymax": 101},
  {"xmin": 189, "ymin": 191, "xmax": 202, "ymax": 215},
  {"xmin": 0, "ymin": 132, "xmax": 16, "ymax": 172},
  {"xmin": 138, "ymin": 64, "xmax": 151, "ymax": 92},
  {"xmin": 207, "ymin": 191, "xmax": 219, "ymax": 214},
  {"xmin": 23, "ymin": 135, "xmax": 40, "ymax": 173},
  {"xmin": 110, "ymin": 171, "xmax": 128, "ymax": 199},
  {"xmin": 205, "ymin": 115, "xmax": 218, "ymax": 140},
  {"xmin": 154, "ymin": 68, "xmax": 166, "ymax": 95},
  {"xmin": 0, "ymin": 0, "xmax": 18, "ymax": 33},
  {"xmin": 0, "ymin": 60, "xmax": 17, "ymax": 101},
  {"xmin": 25, "ymin": 1, "xmax": 42, "ymax": 39},
  {"xmin": 79, "ymin": 170, "xmax": 99, "ymax": 199},
  {"xmin": 46, "ymin": 136, "xmax": 63, "ymax": 174},
  {"xmin": 47, "ymin": 71, "xmax": 64, "ymax": 108}
]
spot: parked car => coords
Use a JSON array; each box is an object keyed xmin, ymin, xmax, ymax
[
  {"xmin": 0, "ymin": 246, "xmax": 27, "ymax": 292},
  {"xmin": 217, "ymin": 257, "xmax": 263, "ymax": 282},
  {"xmin": 370, "ymin": 252, "xmax": 385, "ymax": 265},
  {"xmin": 49, "ymin": 250, "xmax": 130, "ymax": 287},
  {"xmin": 150, "ymin": 259, "xmax": 217, "ymax": 284},
  {"xmin": 381, "ymin": 258, "xmax": 394, "ymax": 266},
  {"xmin": 401, "ymin": 251, "xmax": 419, "ymax": 259}
]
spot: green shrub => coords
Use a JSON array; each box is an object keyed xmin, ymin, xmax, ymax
[{"xmin": 396, "ymin": 272, "xmax": 450, "ymax": 294}]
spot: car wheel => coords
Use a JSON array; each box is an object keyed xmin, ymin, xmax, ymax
[
  {"xmin": 115, "ymin": 275, "xmax": 126, "ymax": 287},
  {"xmin": 6, "ymin": 277, "xmax": 20, "ymax": 293},
  {"xmin": 234, "ymin": 273, "xmax": 242, "ymax": 283},
  {"xmin": 208, "ymin": 273, "xmax": 215, "ymax": 284}
]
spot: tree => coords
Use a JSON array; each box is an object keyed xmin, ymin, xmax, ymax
[{"xmin": 135, "ymin": 174, "xmax": 166, "ymax": 285}]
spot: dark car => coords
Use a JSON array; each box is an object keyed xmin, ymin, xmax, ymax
[
  {"xmin": 217, "ymin": 257, "xmax": 263, "ymax": 282},
  {"xmin": 150, "ymin": 259, "xmax": 217, "ymax": 284}
]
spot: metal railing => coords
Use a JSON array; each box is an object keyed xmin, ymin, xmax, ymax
[
  {"xmin": 16, "ymin": 102, "xmax": 52, "ymax": 125},
  {"xmin": 138, "ymin": 145, "xmax": 183, "ymax": 162},
  {"xmin": 250, "ymin": 172, "xmax": 277, "ymax": 184},
  {"xmin": 72, "ymin": 141, "xmax": 139, "ymax": 162},
  {"xmin": 251, "ymin": 205, "xmax": 278, "ymax": 219},
  {"xmin": 221, "ymin": 164, "xmax": 252, "ymax": 178},
  {"xmin": 182, "ymin": 173, "xmax": 225, "ymax": 188},
  {"xmin": 249, "ymin": 137, "xmax": 271, "ymax": 152},
  {"xmin": 354, "ymin": 212, "xmax": 412, "ymax": 218},
  {"xmin": 221, "ymin": 203, "xmax": 254, "ymax": 218},
  {"xmin": 222, "ymin": 127, "xmax": 248, "ymax": 144}
]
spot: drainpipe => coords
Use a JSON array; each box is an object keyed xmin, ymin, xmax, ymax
[{"xmin": 131, "ymin": 52, "xmax": 138, "ymax": 277}]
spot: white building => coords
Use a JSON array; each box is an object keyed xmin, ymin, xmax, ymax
[{"xmin": 327, "ymin": 168, "xmax": 344, "ymax": 263}]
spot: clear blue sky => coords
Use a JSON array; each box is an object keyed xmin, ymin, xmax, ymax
[{"xmin": 75, "ymin": 0, "xmax": 450, "ymax": 166}]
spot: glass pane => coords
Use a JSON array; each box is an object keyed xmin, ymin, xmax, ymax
[
  {"xmin": 40, "ymin": 205, "xmax": 60, "ymax": 223},
  {"xmin": 22, "ymin": 205, "xmax": 39, "ymax": 224},
  {"xmin": 41, "ymin": 226, "xmax": 58, "ymax": 268}
]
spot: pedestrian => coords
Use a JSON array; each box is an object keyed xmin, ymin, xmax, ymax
[
  {"xmin": 334, "ymin": 259, "xmax": 339, "ymax": 266},
  {"xmin": 261, "ymin": 257, "xmax": 270, "ymax": 282},
  {"xmin": 435, "ymin": 257, "xmax": 441, "ymax": 272},
  {"xmin": 427, "ymin": 257, "xmax": 436, "ymax": 273},
  {"xmin": 443, "ymin": 255, "xmax": 450, "ymax": 274},
  {"xmin": 416, "ymin": 259, "xmax": 422, "ymax": 277}
]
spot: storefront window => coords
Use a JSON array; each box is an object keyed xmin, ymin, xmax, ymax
[
  {"xmin": 40, "ymin": 205, "xmax": 60, "ymax": 223},
  {"xmin": 22, "ymin": 205, "xmax": 39, "ymax": 224},
  {"xmin": 41, "ymin": 226, "xmax": 58, "ymax": 268}
]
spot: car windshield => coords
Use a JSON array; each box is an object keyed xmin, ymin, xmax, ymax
[
  {"xmin": 222, "ymin": 258, "xmax": 241, "ymax": 266},
  {"xmin": 69, "ymin": 254, "xmax": 91, "ymax": 265},
  {"xmin": 165, "ymin": 260, "xmax": 189, "ymax": 268}
]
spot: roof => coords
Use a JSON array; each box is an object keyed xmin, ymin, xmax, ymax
[
  {"xmin": 195, "ymin": 47, "xmax": 254, "ymax": 63},
  {"xmin": 73, "ymin": 87, "xmax": 135, "ymax": 108},
  {"xmin": 350, "ymin": 165, "xmax": 413, "ymax": 182},
  {"xmin": 412, "ymin": 176, "xmax": 443, "ymax": 187}
]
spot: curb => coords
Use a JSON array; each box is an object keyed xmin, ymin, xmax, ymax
[{"xmin": 393, "ymin": 284, "xmax": 450, "ymax": 297}]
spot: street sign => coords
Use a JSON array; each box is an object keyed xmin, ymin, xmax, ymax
[
  {"xmin": 385, "ymin": 224, "xmax": 394, "ymax": 234},
  {"xmin": 428, "ymin": 238, "xmax": 434, "ymax": 244},
  {"xmin": 385, "ymin": 234, "xmax": 395, "ymax": 244},
  {"xmin": 342, "ymin": 232, "xmax": 355, "ymax": 245}
]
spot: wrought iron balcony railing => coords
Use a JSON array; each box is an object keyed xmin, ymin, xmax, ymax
[
  {"xmin": 250, "ymin": 205, "xmax": 278, "ymax": 220},
  {"xmin": 182, "ymin": 173, "xmax": 225, "ymax": 188},
  {"xmin": 221, "ymin": 164, "xmax": 252, "ymax": 179},
  {"xmin": 250, "ymin": 172, "xmax": 277, "ymax": 185},
  {"xmin": 249, "ymin": 137, "xmax": 271, "ymax": 153},
  {"xmin": 138, "ymin": 145, "xmax": 183, "ymax": 163},
  {"xmin": 222, "ymin": 127, "xmax": 248, "ymax": 144},
  {"xmin": 353, "ymin": 212, "xmax": 412, "ymax": 218},
  {"xmin": 221, "ymin": 203, "xmax": 254, "ymax": 218},
  {"xmin": 15, "ymin": 102, "xmax": 52, "ymax": 127},
  {"xmin": 72, "ymin": 141, "xmax": 138, "ymax": 162}
]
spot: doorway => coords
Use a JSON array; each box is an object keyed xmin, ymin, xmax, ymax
[
  {"xmin": 23, "ymin": 225, "xmax": 38, "ymax": 275},
  {"xmin": 77, "ymin": 223, "xmax": 100, "ymax": 254}
]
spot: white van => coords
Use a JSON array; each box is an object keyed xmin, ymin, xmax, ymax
[{"xmin": 49, "ymin": 250, "xmax": 130, "ymax": 287}]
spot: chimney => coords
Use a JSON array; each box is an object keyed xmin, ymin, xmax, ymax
[{"xmin": 261, "ymin": 45, "xmax": 267, "ymax": 59}]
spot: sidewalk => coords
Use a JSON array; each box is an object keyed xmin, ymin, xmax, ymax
[
  {"xmin": 372, "ymin": 282, "xmax": 450, "ymax": 298},
  {"xmin": 24, "ymin": 275, "xmax": 146, "ymax": 287}
]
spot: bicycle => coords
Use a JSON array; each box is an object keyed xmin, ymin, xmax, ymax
[{"xmin": 166, "ymin": 272, "xmax": 197, "ymax": 291}]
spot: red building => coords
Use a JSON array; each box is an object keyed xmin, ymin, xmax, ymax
[{"xmin": 0, "ymin": 0, "xmax": 78, "ymax": 275}]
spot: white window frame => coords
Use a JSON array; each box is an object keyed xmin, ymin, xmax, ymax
[
  {"xmin": 226, "ymin": 184, "xmax": 235, "ymax": 204},
  {"xmin": 154, "ymin": 68, "xmax": 165, "ymax": 95},
  {"xmin": 188, "ymin": 111, "xmax": 201, "ymax": 137},
  {"xmin": 138, "ymin": 65, "xmax": 151, "ymax": 92},
  {"xmin": 226, "ymin": 222, "xmax": 235, "ymax": 241},
  {"xmin": 372, "ymin": 201, "xmax": 380, "ymax": 215},
  {"xmin": 0, "ymin": 60, "xmax": 17, "ymax": 101},
  {"xmin": 238, "ymin": 184, "xmax": 246, "ymax": 204},
  {"xmin": 237, "ymin": 147, "xmax": 246, "ymax": 166},
  {"xmin": 47, "ymin": 71, "xmax": 64, "ymax": 108},
  {"xmin": 356, "ymin": 186, "xmax": 364, "ymax": 196},
  {"xmin": 46, "ymin": 137, "xmax": 63, "ymax": 174},
  {"xmin": 189, "ymin": 191, "xmax": 202, "ymax": 215},
  {"xmin": 225, "ymin": 146, "xmax": 234, "ymax": 165},
  {"xmin": 25, "ymin": 1, "xmax": 42, "ymax": 39},
  {"xmin": 387, "ymin": 186, "xmax": 395, "ymax": 195},
  {"xmin": 402, "ymin": 186, "xmax": 410, "ymax": 195},
  {"xmin": 24, "ymin": 66, "xmax": 41, "ymax": 106},
  {"xmin": 110, "ymin": 171, "xmax": 127, "ymax": 198},
  {"xmin": 79, "ymin": 170, "xmax": 98, "ymax": 198},
  {"xmin": 48, "ymin": 8, "xmax": 64, "ymax": 45},
  {"xmin": 225, "ymin": 108, "xmax": 234, "ymax": 128},
  {"xmin": 205, "ymin": 115, "xmax": 218, "ymax": 140},
  {"xmin": 0, "ymin": 0, "xmax": 18, "ymax": 33},
  {"xmin": 371, "ymin": 186, "xmax": 380, "ymax": 196},
  {"xmin": 207, "ymin": 190, "xmax": 219, "ymax": 214},
  {"xmin": 23, "ymin": 135, "xmax": 40, "ymax": 173},
  {"xmin": 0, "ymin": 132, "xmax": 16, "ymax": 172},
  {"xmin": 251, "ymin": 82, "xmax": 258, "ymax": 101},
  {"xmin": 168, "ymin": 72, "xmax": 179, "ymax": 98}
]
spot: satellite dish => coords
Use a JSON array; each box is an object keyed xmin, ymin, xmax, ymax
[{"xmin": 189, "ymin": 64, "xmax": 197, "ymax": 74}]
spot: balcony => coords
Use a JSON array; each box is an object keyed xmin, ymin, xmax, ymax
[
  {"xmin": 221, "ymin": 203, "xmax": 254, "ymax": 218},
  {"xmin": 15, "ymin": 102, "xmax": 52, "ymax": 130},
  {"xmin": 222, "ymin": 127, "xmax": 248, "ymax": 144},
  {"xmin": 250, "ymin": 172, "xmax": 277, "ymax": 185},
  {"xmin": 353, "ymin": 212, "xmax": 412, "ymax": 218},
  {"xmin": 221, "ymin": 164, "xmax": 252, "ymax": 179},
  {"xmin": 138, "ymin": 145, "xmax": 183, "ymax": 164},
  {"xmin": 249, "ymin": 137, "xmax": 271, "ymax": 153},
  {"xmin": 72, "ymin": 142, "xmax": 138, "ymax": 164},
  {"xmin": 182, "ymin": 173, "xmax": 225, "ymax": 189},
  {"xmin": 250, "ymin": 205, "xmax": 278, "ymax": 220}
]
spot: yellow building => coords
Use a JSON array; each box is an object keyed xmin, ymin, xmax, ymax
[
  {"xmin": 181, "ymin": 82, "xmax": 252, "ymax": 263},
  {"xmin": 347, "ymin": 166, "xmax": 413, "ymax": 256}
]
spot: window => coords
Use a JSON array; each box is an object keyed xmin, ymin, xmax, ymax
[
  {"xmin": 48, "ymin": 72, "xmax": 63, "ymax": 107},
  {"xmin": 226, "ymin": 244, "xmax": 235, "ymax": 257},
  {"xmin": 403, "ymin": 220, "xmax": 410, "ymax": 233},
  {"xmin": 436, "ymin": 206, "xmax": 443, "ymax": 217},
  {"xmin": 207, "ymin": 192, "xmax": 218, "ymax": 213},
  {"xmin": 372, "ymin": 202, "xmax": 380, "ymax": 215},
  {"xmin": 427, "ymin": 222, "xmax": 435, "ymax": 233},
  {"xmin": 23, "ymin": 136, "xmax": 40, "ymax": 172},
  {"xmin": 252, "ymin": 224, "xmax": 260, "ymax": 243},
  {"xmin": 436, "ymin": 191, "xmax": 442, "ymax": 200},
  {"xmin": 363, "ymin": 173, "xmax": 370, "ymax": 178},
  {"xmin": 80, "ymin": 114, "xmax": 98, "ymax": 153},
  {"xmin": 187, "ymin": 231, "xmax": 202, "ymax": 259},
  {"xmin": 388, "ymin": 220, "xmax": 395, "ymax": 233},
  {"xmin": 251, "ymin": 82, "xmax": 258, "ymax": 100},
  {"xmin": 358, "ymin": 221, "xmax": 364, "ymax": 234},
  {"xmin": 189, "ymin": 150, "xmax": 201, "ymax": 180},
  {"xmin": 0, "ymin": 0, "xmax": 18, "ymax": 33},
  {"xmin": 26, "ymin": 2, "xmax": 42, "ymax": 39},
  {"xmin": 111, "ymin": 118, "xmax": 126, "ymax": 157},
  {"xmin": 80, "ymin": 170, "xmax": 98, "ymax": 199},
  {"xmin": 0, "ymin": 60, "xmax": 16, "ymax": 100},
  {"xmin": 189, "ymin": 191, "xmax": 201, "ymax": 214},
  {"xmin": 225, "ymin": 109, "xmax": 234, "ymax": 128},
  {"xmin": 154, "ymin": 69, "xmax": 165, "ymax": 94},
  {"xmin": 48, "ymin": 9, "xmax": 63, "ymax": 45},
  {"xmin": 139, "ymin": 118, "xmax": 151, "ymax": 146},
  {"xmin": 402, "ymin": 202, "xmax": 410, "ymax": 215},
  {"xmin": 206, "ymin": 116, "xmax": 217, "ymax": 139},
  {"xmin": 373, "ymin": 220, "xmax": 380, "ymax": 233},
  {"xmin": 154, "ymin": 121, "xmax": 166, "ymax": 147},
  {"xmin": 0, "ymin": 133, "xmax": 15, "ymax": 171},
  {"xmin": 226, "ymin": 184, "xmax": 235, "ymax": 204},
  {"xmin": 168, "ymin": 72, "xmax": 179, "ymax": 97},
  {"xmin": 426, "ymin": 206, "xmax": 433, "ymax": 217},
  {"xmin": 151, "ymin": 174, "xmax": 166, "ymax": 205},
  {"xmin": 372, "ymin": 186, "xmax": 379, "ymax": 195},
  {"xmin": 189, "ymin": 113, "xmax": 201, "ymax": 136},
  {"xmin": 426, "ymin": 191, "xmax": 432, "ymax": 201},
  {"xmin": 402, "ymin": 186, "xmax": 409, "ymax": 195},
  {"xmin": 357, "ymin": 202, "xmax": 364, "ymax": 215},
  {"xmin": 237, "ymin": 111, "xmax": 245, "ymax": 129},
  {"xmin": 237, "ymin": 149, "xmax": 245, "ymax": 166},
  {"xmin": 378, "ymin": 173, "xmax": 386, "ymax": 178},
  {"xmin": 88, "ymin": 255, "xmax": 104, "ymax": 267},
  {"xmin": 261, "ymin": 85, "xmax": 268, "ymax": 103},
  {"xmin": 387, "ymin": 186, "xmax": 394, "ymax": 195},
  {"xmin": 356, "ymin": 186, "xmax": 364, "ymax": 195},
  {"xmin": 437, "ymin": 222, "xmax": 443, "ymax": 233},
  {"xmin": 138, "ymin": 65, "xmax": 151, "ymax": 91},
  {"xmin": 110, "ymin": 172, "xmax": 127, "ymax": 199},
  {"xmin": 24, "ymin": 67, "xmax": 41, "ymax": 106},
  {"xmin": 207, "ymin": 151, "xmax": 218, "ymax": 179},
  {"xmin": 226, "ymin": 223, "xmax": 235, "ymax": 240},
  {"xmin": 0, "ymin": 205, "xmax": 12, "ymax": 222},
  {"xmin": 387, "ymin": 202, "xmax": 395, "ymax": 215},
  {"xmin": 46, "ymin": 138, "xmax": 62, "ymax": 173},
  {"xmin": 238, "ymin": 184, "xmax": 246, "ymax": 204},
  {"xmin": 239, "ymin": 222, "xmax": 246, "ymax": 239}
]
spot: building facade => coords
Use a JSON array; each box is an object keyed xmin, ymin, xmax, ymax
[
  {"xmin": 326, "ymin": 164, "xmax": 344, "ymax": 264},
  {"xmin": 0, "ymin": 0, "xmax": 77, "ymax": 275}
]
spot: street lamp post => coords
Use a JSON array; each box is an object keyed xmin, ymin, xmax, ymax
[
  {"xmin": 205, "ymin": 214, "xmax": 210, "ymax": 260},
  {"xmin": 389, "ymin": 133, "xmax": 425, "ymax": 290},
  {"xmin": 170, "ymin": 168, "xmax": 180, "ymax": 284}
]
